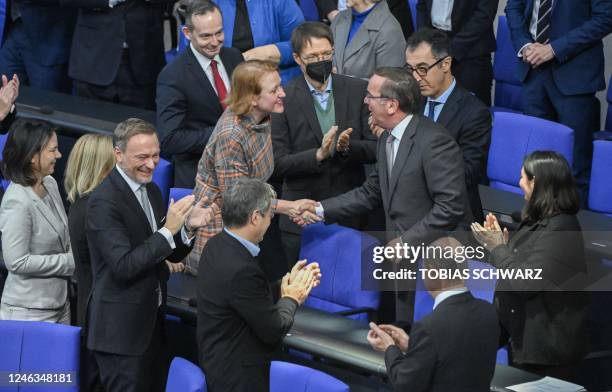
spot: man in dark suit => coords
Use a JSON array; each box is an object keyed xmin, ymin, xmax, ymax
[
  {"xmin": 0, "ymin": 0, "xmax": 75, "ymax": 92},
  {"xmin": 368, "ymin": 236, "xmax": 499, "ymax": 391},
  {"xmin": 156, "ymin": 0, "xmax": 243, "ymax": 188},
  {"xmin": 197, "ymin": 178, "xmax": 320, "ymax": 392},
  {"xmin": 416, "ymin": 0, "xmax": 498, "ymax": 106},
  {"xmin": 86, "ymin": 118, "xmax": 214, "ymax": 392},
  {"xmin": 405, "ymin": 28, "xmax": 491, "ymax": 224},
  {"xmin": 66, "ymin": 0, "xmax": 171, "ymax": 109},
  {"xmin": 271, "ymin": 21, "xmax": 377, "ymax": 264},
  {"xmin": 298, "ymin": 67, "xmax": 471, "ymax": 320},
  {"xmin": 505, "ymin": 0, "xmax": 612, "ymax": 187}
]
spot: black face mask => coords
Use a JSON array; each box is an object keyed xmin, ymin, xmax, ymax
[{"xmin": 305, "ymin": 59, "xmax": 333, "ymax": 84}]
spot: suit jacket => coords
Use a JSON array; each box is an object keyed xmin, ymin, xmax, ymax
[
  {"xmin": 421, "ymin": 83, "xmax": 491, "ymax": 223},
  {"xmin": 156, "ymin": 46, "xmax": 243, "ymax": 188},
  {"xmin": 385, "ymin": 292, "xmax": 499, "ymax": 391},
  {"xmin": 197, "ymin": 230, "xmax": 298, "ymax": 392},
  {"xmin": 86, "ymin": 168, "xmax": 192, "ymax": 355},
  {"xmin": 331, "ymin": 0, "xmax": 406, "ymax": 79},
  {"xmin": 505, "ymin": 0, "xmax": 612, "ymax": 95},
  {"xmin": 67, "ymin": 195, "xmax": 92, "ymax": 328},
  {"xmin": 386, "ymin": 0, "xmax": 414, "ymax": 39},
  {"xmin": 0, "ymin": 176, "xmax": 74, "ymax": 310},
  {"xmin": 271, "ymin": 74, "xmax": 377, "ymax": 234},
  {"xmin": 2, "ymin": 0, "xmax": 76, "ymax": 66},
  {"xmin": 322, "ymin": 115, "xmax": 471, "ymax": 247},
  {"xmin": 65, "ymin": 0, "xmax": 170, "ymax": 86},
  {"xmin": 490, "ymin": 213, "xmax": 589, "ymax": 365},
  {"xmin": 417, "ymin": 0, "xmax": 497, "ymax": 61}
]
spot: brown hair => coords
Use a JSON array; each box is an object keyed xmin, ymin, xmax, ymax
[
  {"xmin": 226, "ymin": 60, "xmax": 279, "ymax": 116},
  {"xmin": 64, "ymin": 134, "xmax": 115, "ymax": 203},
  {"xmin": 291, "ymin": 21, "xmax": 334, "ymax": 56},
  {"xmin": 113, "ymin": 118, "xmax": 157, "ymax": 151}
]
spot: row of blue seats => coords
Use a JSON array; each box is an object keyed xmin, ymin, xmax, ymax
[{"xmin": 0, "ymin": 319, "xmax": 349, "ymax": 392}]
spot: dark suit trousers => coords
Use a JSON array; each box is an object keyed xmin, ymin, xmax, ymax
[
  {"xmin": 95, "ymin": 310, "xmax": 168, "ymax": 392},
  {"xmin": 0, "ymin": 20, "xmax": 71, "ymax": 93},
  {"xmin": 521, "ymin": 65, "xmax": 599, "ymax": 188},
  {"xmin": 74, "ymin": 50, "xmax": 155, "ymax": 110},
  {"xmin": 452, "ymin": 55, "xmax": 493, "ymax": 107},
  {"xmin": 281, "ymin": 230, "xmax": 302, "ymax": 269}
]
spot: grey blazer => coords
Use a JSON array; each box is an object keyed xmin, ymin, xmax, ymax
[
  {"xmin": 0, "ymin": 176, "xmax": 74, "ymax": 310},
  {"xmin": 331, "ymin": 1, "xmax": 406, "ymax": 79}
]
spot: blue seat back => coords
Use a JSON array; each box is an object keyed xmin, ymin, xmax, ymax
[
  {"xmin": 606, "ymin": 76, "xmax": 612, "ymax": 132},
  {"xmin": 0, "ymin": 320, "xmax": 81, "ymax": 392},
  {"xmin": 493, "ymin": 16, "xmax": 523, "ymax": 112},
  {"xmin": 166, "ymin": 357, "xmax": 207, "ymax": 392},
  {"xmin": 300, "ymin": 223, "xmax": 380, "ymax": 320},
  {"xmin": 589, "ymin": 140, "xmax": 612, "ymax": 215},
  {"xmin": 270, "ymin": 361, "xmax": 349, "ymax": 392},
  {"xmin": 487, "ymin": 112, "xmax": 574, "ymax": 194},
  {"xmin": 168, "ymin": 187, "xmax": 193, "ymax": 206},
  {"xmin": 153, "ymin": 158, "xmax": 173, "ymax": 207}
]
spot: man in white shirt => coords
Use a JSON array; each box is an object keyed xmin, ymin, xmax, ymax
[{"xmin": 156, "ymin": 0, "xmax": 244, "ymax": 188}]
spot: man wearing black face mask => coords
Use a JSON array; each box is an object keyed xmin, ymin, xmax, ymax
[{"xmin": 271, "ymin": 21, "xmax": 378, "ymax": 265}]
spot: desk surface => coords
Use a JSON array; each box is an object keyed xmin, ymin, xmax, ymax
[{"xmin": 167, "ymin": 273, "xmax": 544, "ymax": 387}]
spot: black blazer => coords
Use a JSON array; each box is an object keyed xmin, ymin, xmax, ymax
[
  {"xmin": 67, "ymin": 195, "xmax": 92, "ymax": 329},
  {"xmin": 420, "ymin": 83, "xmax": 491, "ymax": 223},
  {"xmin": 271, "ymin": 74, "xmax": 377, "ymax": 234},
  {"xmin": 385, "ymin": 292, "xmax": 499, "ymax": 391},
  {"xmin": 197, "ymin": 231, "xmax": 298, "ymax": 392},
  {"xmin": 322, "ymin": 115, "xmax": 472, "ymax": 246},
  {"xmin": 156, "ymin": 46, "xmax": 243, "ymax": 188},
  {"xmin": 416, "ymin": 0, "xmax": 497, "ymax": 61},
  {"xmin": 86, "ymin": 168, "xmax": 192, "ymax": 355},
  {"xmin": 65, "ymin": 0, "xmax": 170, "ymax": 86},
  {"xmin": 490, "ymin": 213, "xmax": 589, "ymax": 366}
]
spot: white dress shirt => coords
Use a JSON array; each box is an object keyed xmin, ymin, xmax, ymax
[
  {"xmin": 432, "ymin": 286, "xmax": 469, "ymax": 309},
  {"xmin": 518, "ymin": 0, "xmax": 555, "ymax": 56},
  {"xmin": 431, "ymin": 0, "xmax": 455, "ymax": 32},
  {"xmin": 190, "ymin": 43, "xmax": 231, "ymax": 96}
]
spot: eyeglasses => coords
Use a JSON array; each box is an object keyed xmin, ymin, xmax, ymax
[
  {"xmin": 300, "ymin": 50, "xmax": 334, "ymax": 63},
  {"xmin": 404, "ymin": 56, "xmax": 448, "ymax": 77},
  {"xmin": 364, "ymin": 92, "xmax": 389, "ymax": 102}
]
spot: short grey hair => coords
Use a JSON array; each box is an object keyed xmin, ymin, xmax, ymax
[
  {"xmin": 374, "ymin": 67, "xmax": 421, "ymax": 114},
  {"xmin": 113, "ymin": 118, "xmax": 156, "ymax": 152},
  {"xmin": 222, "ymin": 178, "xmax": 277, "ymax": 228}
]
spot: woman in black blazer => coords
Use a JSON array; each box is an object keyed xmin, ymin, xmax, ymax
[{"xmin": 472, "ymin": 151, "xmax": 588, "ymax": 382}]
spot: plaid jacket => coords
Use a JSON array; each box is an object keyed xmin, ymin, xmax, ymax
[{"xmin": 185, "ymin": 109, "xmax": 274, "ymax": 275}]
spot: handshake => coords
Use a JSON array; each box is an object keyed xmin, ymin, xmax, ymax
[{"xmin": 279, "ymin": 199, "xmax": 324, "ymax": 228}]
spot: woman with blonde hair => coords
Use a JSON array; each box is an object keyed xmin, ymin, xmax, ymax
[{"xmin": 186, "ymin": 60, "xmax": 318, "ymax": 275}]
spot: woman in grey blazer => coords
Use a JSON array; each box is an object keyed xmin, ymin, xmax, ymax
[
  {"xmin": 0, "ymin": 119, "xmax": 74, "ymax": 324},
  {"xmin": 331, "ymin": 0, "xmax": 406, "ymax": 79}
]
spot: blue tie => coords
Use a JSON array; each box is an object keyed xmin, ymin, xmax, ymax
[{"xmin": 427, "ymin": 101, "xmax": 440, "ymax": 120}]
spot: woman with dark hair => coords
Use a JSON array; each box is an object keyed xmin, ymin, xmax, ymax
[
  {"xmin": 471, "ymin": 151, "xmax": 588, "ymax": 381},
  {"xmin": 0, "ymin": 119, "xmax": 74, "ymax": 323}
]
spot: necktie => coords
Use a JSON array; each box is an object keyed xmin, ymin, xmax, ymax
[
  {"xmin": 427, "ymin": 101, "xmax": 440, "ymax": 120},
  {"xmin": 386, "ymin": 133, "xmax": 395, "ymax": 179},
  {"xmin": 139, "ymin": 185, "xmax": 155, "ymax": 230},
  {"xmin": 536, "ymin": 0, "xmax": 552, "ymax": 44},
  {"xmin": 210, "ymin": 60, "xmax": 228, "ymax": 109}
]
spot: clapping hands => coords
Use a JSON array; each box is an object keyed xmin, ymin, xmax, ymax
[
  {"xmin": 471, "ymin": 213, "xmax": 508, "ymax": 252},
  {"xmin": 0, "ymin": 74, "xmax": 19, "ymax": 121},
  {"xmin": 367, "ymin": 322, "xmax": 409, "ymax": 352}
]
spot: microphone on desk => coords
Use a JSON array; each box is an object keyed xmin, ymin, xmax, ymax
[{"xmin": 16, "ymin": 103, "xmax": 55, "ymax": 115}]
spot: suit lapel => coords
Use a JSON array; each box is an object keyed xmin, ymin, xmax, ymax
[
  {"xmin": 331, "ymin": 75, "xmax": 348, "ymax": 130},
  {"xmin": 185, "ymin": 48, "xmax": 223, "ymax": 113},
  {"xmin": 436, "ymin": 85, "xmax": 462, "ymax": 128},
  {"xmin": 28, "ymin": 181, "xmax": 67, "ymax": 249},
  {"xmin": 219, "ymin": 48, "xmax": 238, "ymax": 75},
  {"xmin": 334, "ymin": 13, "xmax": 351, "ymax": 69},
  {"xmin": 295, "ymin": 77, "xmax": 324, "ymax": 144},
  {"xmin": 388, "ymin": 116, "xmax": 418, "ymax": 202},
  {"xmin": 380, "ymin": 132, "xmax": 391, "ymax": 200},
  {"xmin": 343, "ymin": 22, "xmax": 372, "ymax": 63},
  {"xmin": 146, "ymin": 182, "xmax": 164, "ymax": 230},
  {"xmin": 110, "ymin": 169, "xmax": 154, "ymax": 236}
]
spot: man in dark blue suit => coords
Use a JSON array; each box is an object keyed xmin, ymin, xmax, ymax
[
  {"xmin": 505, "ymin": 0, "xmax": 612, "ymax": 187},
  {"xmin": 0, "ymin": 0, "xmax": 76, "ymax": 92}
]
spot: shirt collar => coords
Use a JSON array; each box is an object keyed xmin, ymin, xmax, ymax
[
  {"xmin": 433, "ymin": 286, "xmax": 469, "ymax": 310},
  {"xmin": 115, "ymin": 165, "xmax": 142, "ymax": 193},
  {"xmin": 389, "ymin": 114, "xmax": 414, "ymax": 141},
  {"xmin": 224, "ymin": 228, "xmax": 261, "ymax": 257},
  {"xmin": 190, "ymin": 43, "xmax": 222, "ymax": 70},
  {"xmin": 428, "ymin": 77, "xmax": 456, "ymax": 105},
  {"xmin": 305, "ymin": 75, "xmax": 333, "ymax": 95}
]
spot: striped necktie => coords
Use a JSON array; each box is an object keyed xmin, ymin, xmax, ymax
[{"xmin": 536, "ymin": 0, "xmax": 552, "ymax": 44}]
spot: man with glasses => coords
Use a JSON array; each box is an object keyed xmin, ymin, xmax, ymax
[
  {"xmin": 405, "ymin": 28, "xmax": 491, "ymax": 224},
  {"xmin": 156, "ymin": 0, "xmax": 243, "ymax": 188},
  {"xmin": 271, "ymin": 21, "xmax": 377, "ymax": 265}
]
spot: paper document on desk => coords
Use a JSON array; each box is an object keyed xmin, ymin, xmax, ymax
[{"xmin": 506, "ymin": 377, "xmax": 585, "ymax": 392}]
